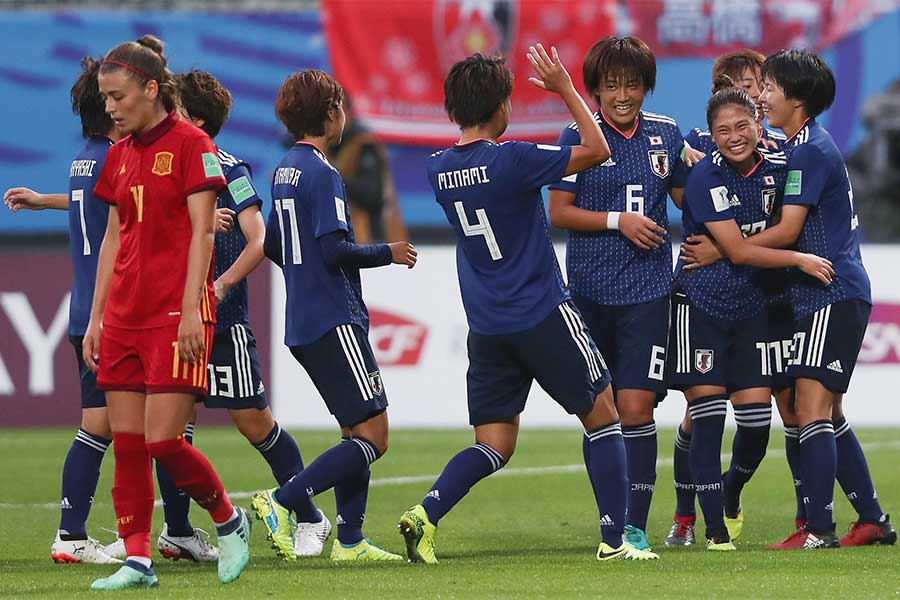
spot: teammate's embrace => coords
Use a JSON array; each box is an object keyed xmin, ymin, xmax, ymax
[
  {"xmin": 252, "ymin": 69, "xmax": 416, "ymax": 563},
  {"xmin": 398, "ymin": 46, "xmax": 657, "ymax": 564}
]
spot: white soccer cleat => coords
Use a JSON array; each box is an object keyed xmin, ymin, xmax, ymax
[
  {"xmin": 294, "ymin": 509, "xmax": 332, "ymax": 557},
  {"xmin": 157, "ymin": 525, "xmax": 219, "ymax": 562},
  {"xmin": 51, "ymin": 534, "xmax": 122, "ymax": 564},
  {"xmin": 99, "ymin": 528, "xmax": 126, "ymax": 560}
]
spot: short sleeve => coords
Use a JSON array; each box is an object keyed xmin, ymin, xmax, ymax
[
  {"xmin": 309, "ymin": 167, "xmax": 349, "ymax": 238},
  {"xmin": 684, "ymin": 164, "xmax": 734, "ymax": 224},
  {"xmin": 93, "ymin": 144, "xmax": 120, "ymax": 205},
  {"xmin": 222, "ymin": 164, "xmax": 262, "ymax": 214},
  {"xmin": 547, "ymin": 126, "xmax": 582, "ymax": 194},
  {"xmin": 668, "ymin": 127, "xmax": 688, "ymax": 189},
  {"xmin": 783, "ymin": 144, "xmax": 828, "ymax": 208},
  {"xmin": 182, "ymin": 134, "xmax": 227, "ymax": 196},
  {"xmin": 503, "ymin": 140, "xmax": 572, "ymax": 191}
]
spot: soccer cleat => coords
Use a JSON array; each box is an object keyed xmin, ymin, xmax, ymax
[
  {"xmin": 623, "ymin": 524, "xmax": 652, "ymax": 551},
  {"xmin": 330, "ymin": 538, "xmax": 404, "ymax": 562},
  {"xmin": 157, "ymin": 525, "xmax": 218, "ymax": 562},
  {"xmin": 51, "ymin": 534, "xmax": 122, "ymax": 564},
  {"xmin": 840, "ymin": 514, "xmax": 897, "ymax": 547},
  {"xmin": 724, "ymin": 508, "xmax": 744, "ymax": 541},
  {"xmin": 294, "ymin": 509, "xmax": 332, "ymax": 557},
  {"xmin": 252, "ymin": 488, "xmax": 296, "ymax": 561},
  {"xmin": 768, "ymin": 524, "xmax": 808, "ymax": 550},
  {"xmin": 89, "ymin": 560, "xmax": 159, "ymax": 590},
  {"xmin": 217, "ymin": 508, "xmax": 252, "ymax": 584},
  {"xmin": 798, "ymin": 528, "xmax": 840, "ymax": 549},
  {"xmin": 664, "ymin": 514, "xmax": 696, "ymax": 546},
  {"xmin": 398, "ymin": 505, "xmax": 438, "ymax": 564},
  {"xmin": 596, "ymin": 542, "xmax": 659, "ymax": 561},
  {"xmin": 705, "ymin": 535, "xmax": 736, "ymax": 551}
]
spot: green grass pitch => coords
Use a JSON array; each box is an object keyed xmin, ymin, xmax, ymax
[{"xmin": 1, "ymin": 427, "xmax": 898, "ymax": 599}]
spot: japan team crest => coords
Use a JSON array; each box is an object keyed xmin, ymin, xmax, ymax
[
  {"xmin": 368, "ymin": 371, "xmax": 384, "ymax": 396},
  {"xmin": 152, "ymin": 151, "xmax": 174, "ymax": 176},
  {"xmin": 695, "ymin": 349, "xmax": 714, "ymax": 374},
  {"xmin": 762, "ymin": 188, "xmax": 777, "ymax": 216},
  {"xmin": 648, "ymin": 150, "xmax": 670, "ymax": 178}
]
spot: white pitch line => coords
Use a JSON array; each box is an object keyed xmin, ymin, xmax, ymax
[{"xmin": 2, "ymin": 440, "xmax": 898, "ymax": 511}]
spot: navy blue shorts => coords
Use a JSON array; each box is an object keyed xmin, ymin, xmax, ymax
[
  {"xmin": 767, "ymin": 302, "xmax": 795, "ymax": 392},
  {"xmin": 70, "ymin": 335, "xmax": 106, "ymax": 409},
  {"xmin": 572, "ymin": 293, "xmax": 669, "ymax": 397},
  {"xmin": 787, "ymin": 300, "xmax": 871, "ymax": 394},
  {"xmin": 290, "ymin": 323, "xmax": 388, "ymax": 428},
  {"xmin": 204, "ymin": 324, "xmax": 268, "ymax": 410},
  {"xmin": 466, "ymin": 301, "xmax": 612, "ymax": 426},
  {"xmin": 667, "ymin": 293, "xmax": 772, "ymax": 393}
]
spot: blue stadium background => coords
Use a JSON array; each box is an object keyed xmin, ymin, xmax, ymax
[{"xmin": 1, "ymin": 8, "xmax": 898, "ymax": 234}]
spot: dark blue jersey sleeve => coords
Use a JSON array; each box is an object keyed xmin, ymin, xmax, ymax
[
  {"xmin": 783, "ymin": 144, "xmax": 828, "ymax": 208},
  {"xmin": 685, "ymin": 164, "xmax": 735, "ymax": 224},
  {"xmin": 547, "ymin": 126, "xmax": 582, "ymax": 194},
  {"xmin": 264, "ymin": 205, "xmax": 283, "ymax": 267},
  {"xmin": 222, "ymin": 164, "xmax": 262, "ymax": 214},
  {"xmin": 669, "ymin": 127, "xmax": 688, "ymax": 189},
  {"xmin": 504, "ymin": 140, "xmax": 572, "ymax": 191},
  {"xmin": 309, "ymin": 167, "xmax": 349, "ymax": 238},
  {"xmin": 319, "ymin": 230, "xmax": 392, "ymax": 269}
]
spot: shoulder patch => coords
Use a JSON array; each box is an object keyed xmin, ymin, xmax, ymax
[
  {"xmin": 710, "ymin": 185, "xmax": 731, "ymax": 212},
  {"xmin": 202, "ymin": 152, "xmax": 224, "ymax": 178},
  {"xmin": 227, "ymin": 175, "xmax": 256, "ymax": 204},
  {"xmin": 785, "ymin": 170, "xmax": 802, "ymax": 195}
]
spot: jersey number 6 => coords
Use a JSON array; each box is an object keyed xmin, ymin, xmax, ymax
[{"xmin": 454, "ymin": 201, "xmax": 502, "ymax": 260}]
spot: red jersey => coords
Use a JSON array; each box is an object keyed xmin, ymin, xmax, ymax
[{"xmin": 94, "ymin": 112, "xmax": 226, "ymax": 330}]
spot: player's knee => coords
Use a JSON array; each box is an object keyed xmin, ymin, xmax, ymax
[
  {"xmin": 81, "ymin": 408, "xmax": 111, "ymax": 439},
  {"xmin": 230, "ymin": 408, "xmax": 275, "ymax": 445},
  {"xmin": 616, "ymin": 397, "xmax": 654, "ymax": 425}
]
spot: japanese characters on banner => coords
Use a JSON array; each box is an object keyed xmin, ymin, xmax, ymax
[{"xmin": 321, "ymin": 0, "xmax": 613, "ymax": 145}]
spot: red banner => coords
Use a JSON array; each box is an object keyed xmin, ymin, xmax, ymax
[{"xmin": 322, "ymin": 0, "xmax": 614, "ymax": 145}]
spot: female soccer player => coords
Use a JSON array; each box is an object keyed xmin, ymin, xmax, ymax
[
  {"xmin": 82, "ymin": 36, "xmax": 250, "ymax": 588},
  {"xmin": 251, "ymin": 69, "xmax": 415, "ymax": 562},
  {"xmin": 668, "ymin": 86, "xmax": 833, "ymax": 551},
  {"xmin": 398, "ymin": 45, "xmax": 657, "ymax": 564},
  {"xmin": 547, "ymin": 36, "xmax": 686, "ymax": 551},
  {"xmin": 683, "ymin": 50, "xmax": 896, "ymax": 549}
]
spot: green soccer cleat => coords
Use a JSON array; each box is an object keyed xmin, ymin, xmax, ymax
[
  {"xmin": 398, "ymin": 505, "xmax": 438, "ymax": 564},
  {"xmin": 623, "ymin": 525, "xmax": 652, "ymax": 551},
  {"xmin": 596, "ymin": 542, "xmax": 659, "ymax": 561},
  {"xmin": 251, "ymin": 488, "xmax": 295, "ymax": 561},
  {"xmin": 217, "ymin": 508, "xmax": 252, "ymax": 584},
  {"xmin": 89, "ymin": 561, "xmax": 159, "ymax": 590},
  {"xmin": 724, "ymin": 509, "xmax": 744, "ymax": 541},
  {"xmin": 330, "ymin": 538, "xmax": 404, "ymax": 562},
  {"xmin": 706, "ymin": 537, "xmax": 737, "ymax": 551}
]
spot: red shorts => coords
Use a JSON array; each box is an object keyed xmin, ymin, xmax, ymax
[{"xmin": 97, "ymin": 323, "xmax": 214, "ymax": 395}]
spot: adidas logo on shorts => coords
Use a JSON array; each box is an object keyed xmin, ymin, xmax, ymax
[{"xmin": 826, "ymin": 360, "xmax": 843, "ymax": 373}]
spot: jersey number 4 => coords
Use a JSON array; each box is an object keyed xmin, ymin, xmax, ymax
[
  {"xmin": 454, "ymin": 201, "xmax": 502, "ymax": 260},
  {"xmin": 274, "ymin": 198, "xmax": 302, "ymax": 265}
]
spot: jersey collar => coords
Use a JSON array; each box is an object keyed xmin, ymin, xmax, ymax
[
  {"xmin": 785, "ymin": 117, "xmax": 813, "ymax": 143},
  {"xmin": 737, "ymin": 150, "xmax": 764, "ymax": 178},
  {"xmin": 598, "ymin": 110, "xmax": 640, "ymax": 139},
  {"xmin": 131, "ymin": 111, "xmax": 178, "ymax": 147}
]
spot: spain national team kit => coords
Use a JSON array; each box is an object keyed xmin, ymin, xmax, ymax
[{"xmin": 93, "ymin": 111, "xmax": 225, "ymax": 395}]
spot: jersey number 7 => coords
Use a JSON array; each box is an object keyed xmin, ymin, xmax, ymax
[{"xmin": 454, "ymin": 201, "xmax": 502, "ymax": 260}]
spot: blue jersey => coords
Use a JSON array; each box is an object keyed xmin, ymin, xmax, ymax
[
  {"xmin": 548, "ymin": 111, "xmax": 686, "ymax": 305},
  {"xmin": 214, "ymin": 148, "xmax": 263, "ymax": 334},
  {"xmin": 68, "ymin": 136, "xmax": 112, "ymax": 336},
  {"xmin": 267, "ymin": 143, "xmax": 368, "ymax": 346},
  {"xmin": 684, "ymin": 126, "xmax": 786, "ymax": 155},
  {"xmin": 675, "ymin": 149, "xmax": 787, "ymax": 320},
  {"xmin": 782, "ymin": 119, "xmax": 871, "ymax": 318},
  {"xmin": 426, "ymin": 139, "xmax": 571, "ymax": 335}
]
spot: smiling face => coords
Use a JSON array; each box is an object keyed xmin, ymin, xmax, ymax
[
  {"xmin": 735, "ymin": 66, "xmax": 764, "ymax": 112},
  {"xmin": 596, "ymin": 74, "xmax": 646, "ymax": 132},
  {"xmin": 98, "ymin": 69, "xmax": 159, "ymax": 135},
  {"xmin": 711, "ymin": 103, "xmax": 760, "ymax": 169},
  {"xmin": 759, "ymin": 76, "xmax": 792, "ymax": 130}
]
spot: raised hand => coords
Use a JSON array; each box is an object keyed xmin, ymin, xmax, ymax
[{"xmin": 527, "ymin": 44, "xmax": 573, "ymax": 94}]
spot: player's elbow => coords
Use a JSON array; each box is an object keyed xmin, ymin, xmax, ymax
[{"xmin": 586, "ymin": 144, "xmax": 610, "ymax": 167}]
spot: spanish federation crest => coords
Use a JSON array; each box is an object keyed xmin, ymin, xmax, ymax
[
  {"xmin": 648, "ymin": 150, "xmax": 669, "ymax": 178},
  {"xmin": 152, "ymin": 151, "xmax": 174, "ymax": 176},
  {"xmin": 368, "ymin": 371, "xmax": 384, "ymax": 396},
  {"xmin": 762, "ymin": 188, "xmax": 776, "ymax": 216},
  {"xmin": 695, "ymin": 349, "xmax": 714, "ymax": 374}
]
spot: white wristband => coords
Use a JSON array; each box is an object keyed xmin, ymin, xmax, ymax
[{"xmin": 607, "ymin": 211, "xmax": 621, "ymax": 230}]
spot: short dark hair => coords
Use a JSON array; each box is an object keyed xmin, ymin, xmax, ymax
[
  {"xmin": 71, "ymin": 57, "xmax": 113, "ymax": 138},
  {"xmin": 711, "ymin": 49, "xmax": 764, "ymax": 93},
  {"xmin": 275, "ymin": 69, "xmax": 344, "ymax": 140},
  {"xmin": 762, "ymin": 49, "xmax": 836, "ymax": 119},
  {"xmin": 175, "ymin": 70, "xmax": 232, "ymax": 138},
  {"xmin": 100, "ymin": 35, "xmax": 177, "ymax": 113},
  {"xmin": 706, "ymin": 86, "xmax": 758, "ymax": 130},
  {"xmin": 582, "ymin": 36, "xmax": 656, "ymax": 101},
  {"xmin": 443, "ymin": 54, "xmax": 513, "ymax": 128}
]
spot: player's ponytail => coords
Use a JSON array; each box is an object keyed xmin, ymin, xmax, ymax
[
  {"xmin": 706, "ymin": 86, "xmax": 758, "ymax": 130},
  {"xmin": 711, "ymin": 74, "xmax": 736, "ymax": 94},
  {"xmin": 71, "ymin": 56, "xmax": 113, "ymax": 138},
  {"xmin": 100, "ymin": 35, "xmax": 178, "ymax": 112}
]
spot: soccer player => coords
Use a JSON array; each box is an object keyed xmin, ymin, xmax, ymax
[
  {"xmin": 83, "ymin": 36, "xmax": 250, "ymax": 588},
  {"xmin": 547, "ymin": 36, "xmax": 687, "ymax": 551},
  {"xmin": 251, "ymin": 69, "xmax": 415, "ymax": 563},
  {"xmin": 682, "ymin": 50, "xmax": 896, "ymax": 549},
  {"xmin": 669, "ymin": 85, "xmax": 834, "ymax": 551},
  {"xmin": 398, "ymin": 46, "xmax": 658, "ymax": 564}
]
